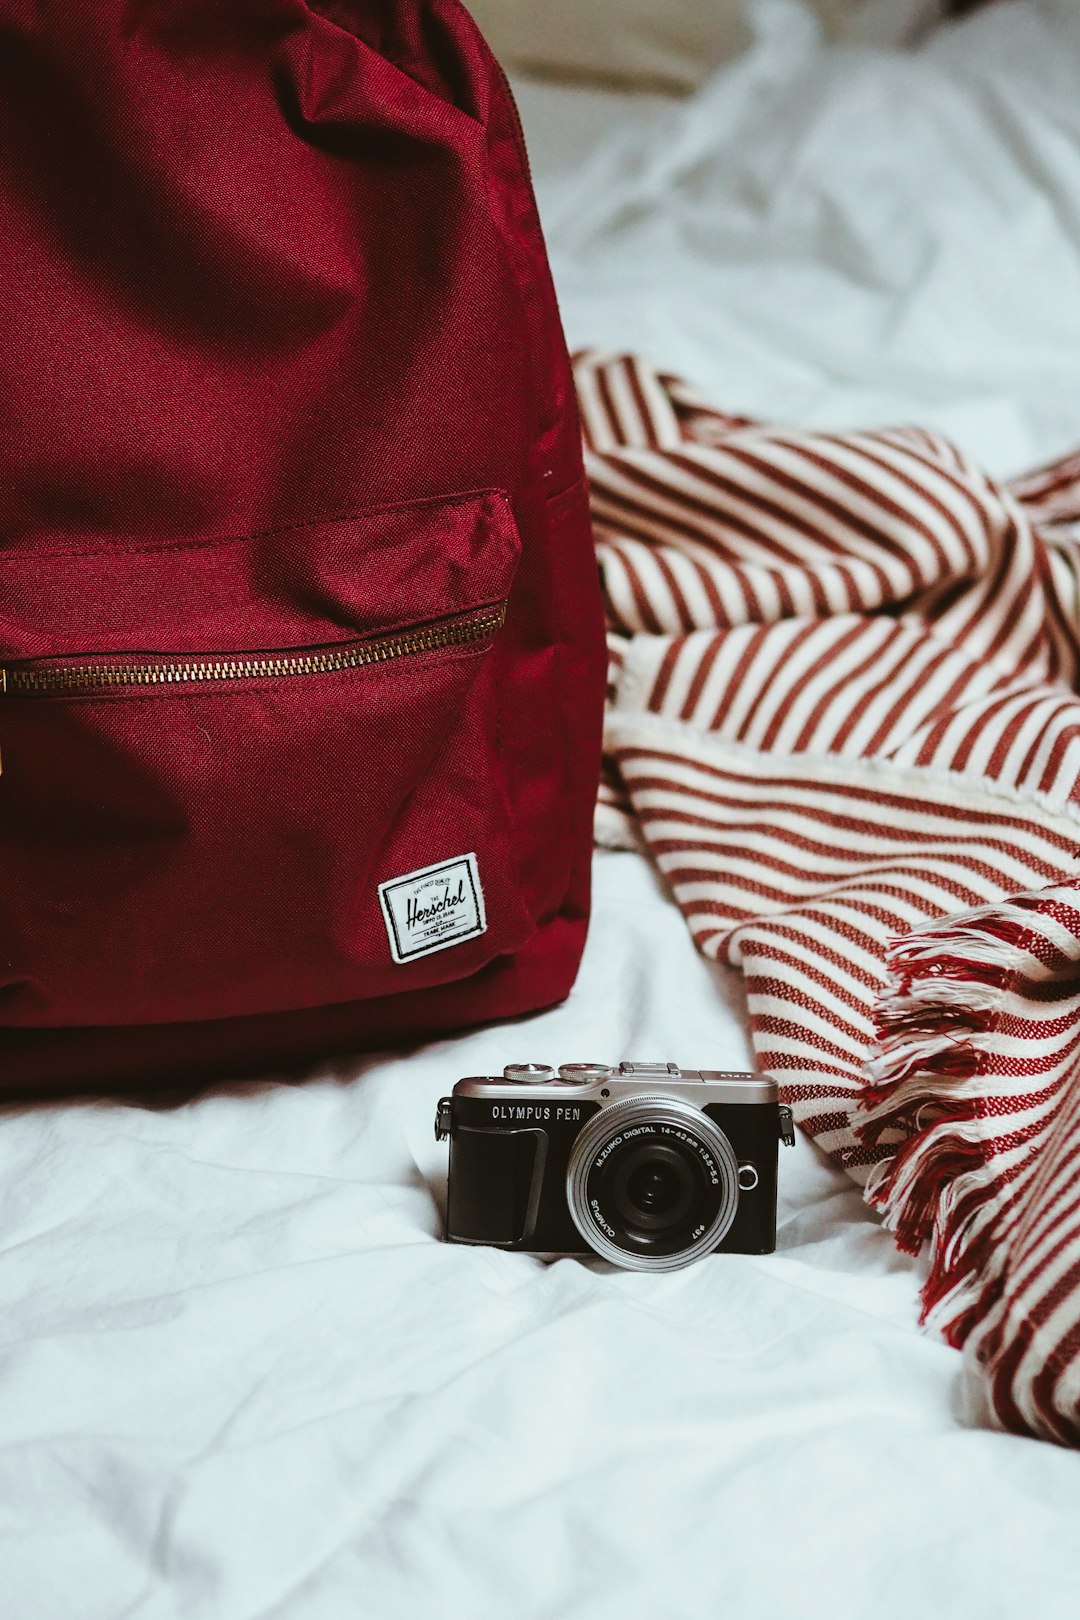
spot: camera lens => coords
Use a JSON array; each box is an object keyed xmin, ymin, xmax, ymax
[
  {"xmin": 629, "ymin": 1162, "xmax": 676, "ymax": 1214},
  {"xmin": 566, "ymin": 1097, "xmax": 739, "ymax": 1273},
  {"xmin": 620, "ymin": 1152, "xmax": 692, "ymax": 1229}
]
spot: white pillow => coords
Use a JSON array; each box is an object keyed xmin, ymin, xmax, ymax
[{"xmin": 465, "ymin": 1, "xmax": 943, "ymax": 92}]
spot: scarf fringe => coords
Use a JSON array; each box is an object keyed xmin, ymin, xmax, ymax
[{"xmin": 859, "ymin": 903, "xmax": 1028, "ymax": 1345}]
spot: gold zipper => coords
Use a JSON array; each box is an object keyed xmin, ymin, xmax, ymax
[{"xmin": 0, "ymin": 603, "xmax": 506, "ymax": 697}]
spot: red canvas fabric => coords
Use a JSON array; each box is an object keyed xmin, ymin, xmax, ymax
[
  {"xmin": 0, "ymin": 2, "xmax": 606, "ymax": 1093},
  {"xmin": 581, "ymin": 350, "xmax": 1080, "ymax": 1447}
]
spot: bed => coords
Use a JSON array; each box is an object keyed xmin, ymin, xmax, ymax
[{"xmin": 4, "ymin": 3, "xmax": 1080, "ymax": 1615}]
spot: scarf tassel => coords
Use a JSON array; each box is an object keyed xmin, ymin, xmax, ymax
[{"xmin": 857, "ymin": 906, "xmax": 1034, "ymax": 1343}]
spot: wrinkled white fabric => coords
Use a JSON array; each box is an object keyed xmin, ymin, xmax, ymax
[
  {"xmin": 4, "ymin": 858, "xmax": 1080, "ymax": 1619},
  {"xmin": 534, "ymin": 0, "xmax": 1080, "ymax": 475},
  {"xmin": 5, "ymin": 4, "xmax": 1080, "ymax": 1615}
]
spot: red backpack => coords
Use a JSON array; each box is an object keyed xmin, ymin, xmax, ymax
[{"xmin": 0, "ymin": 1, "xmax": 606, "ymax": 1096}]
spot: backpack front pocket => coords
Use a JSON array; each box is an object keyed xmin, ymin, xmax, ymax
[{"xmin": 0, "ymin": 491, "xmax": 532, "ymax": 1029}]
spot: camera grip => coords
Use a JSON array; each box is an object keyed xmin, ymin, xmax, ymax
[{"xmin": 447, "ymin": 1127, "xmax": 549, "ymax": 1247}]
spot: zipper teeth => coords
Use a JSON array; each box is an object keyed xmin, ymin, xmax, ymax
[{"xmin": 3, "ymin": 605, "xmax": 506, "ymax": 696}]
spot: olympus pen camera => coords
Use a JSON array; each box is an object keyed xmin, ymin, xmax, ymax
[{"xmin": 435, "ymin": 1062, "xmax": 795, "ymax": 1272}]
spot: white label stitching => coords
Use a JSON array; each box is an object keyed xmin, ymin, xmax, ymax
[{"xmin": 378, "ymin": 853, "xmax": 487, "ymax": 964}]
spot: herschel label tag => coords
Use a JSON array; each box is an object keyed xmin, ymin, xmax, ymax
[{"xmin": 379, "ymin": 854, "xmax": 486, "ymax": 964}]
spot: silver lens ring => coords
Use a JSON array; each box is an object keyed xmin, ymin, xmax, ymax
[{"xmin": 566, "ymin": 1097, "xmax": 739, "ymax": 1273}]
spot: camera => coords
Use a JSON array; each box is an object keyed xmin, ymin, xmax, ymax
[{"xmin": 435, "ymin": 1061, "xmax": 795, "ymax": 1272}]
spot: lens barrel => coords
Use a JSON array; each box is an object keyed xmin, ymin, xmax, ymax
[{"xmin": 565, "ymin": 1097, "xmax": 740, "ymax": 1272}]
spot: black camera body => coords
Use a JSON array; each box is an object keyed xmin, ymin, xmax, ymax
[{"xmin": 436, "ymin": 1062, "xmax": 795, "ymax": 1272}]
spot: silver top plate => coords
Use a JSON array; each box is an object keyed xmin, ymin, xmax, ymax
[{"xmin": 453, "ymin": 1065, "xmax": 777, "ymax": 1108}]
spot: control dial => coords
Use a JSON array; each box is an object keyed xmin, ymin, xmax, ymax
[
  {"xmin": 502, "ymin": 1063, "xmax": 556, "ymax": 1085},
  {"xmin": 558, "ymin": 1063, "xmax": 615, "ymax": 1085}
]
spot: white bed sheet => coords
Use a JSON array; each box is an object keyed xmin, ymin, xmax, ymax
[{"xmin": 5, "ymin": 3, "xmax": 1080, "ymax": 1616}]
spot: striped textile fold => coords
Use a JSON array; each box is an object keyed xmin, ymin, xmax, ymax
[{"xmin": 578, "ymin": 350, "xmax": 1080, "ymax": 1446}]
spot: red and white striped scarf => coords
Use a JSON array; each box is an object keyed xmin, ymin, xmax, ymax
[{"xmin": 578, "ymin": 350, "xmax": 1080, "ymax": 1447}]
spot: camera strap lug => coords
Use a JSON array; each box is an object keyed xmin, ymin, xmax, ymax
[
  {"xmin": 434, "ymin": 1097, "xmax": 453, "ymax": 1141},
  {"xmin": 778, "ymin": 1104, "xmax": 796, "ymax": 1147}
]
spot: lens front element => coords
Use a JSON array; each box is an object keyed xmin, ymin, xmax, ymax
[
  {"xmin": 566, "ymin": 1097, "xmax": 740, "ymax": 1272},
  {"xmin": 616, "ymin": 1148, "xmax": 694, "ymax": 1233}
]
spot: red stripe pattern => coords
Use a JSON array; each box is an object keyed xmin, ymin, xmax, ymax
[{"xmin": 579, "ymin": 350, "xmax": 1080, "ymax": 1446}]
